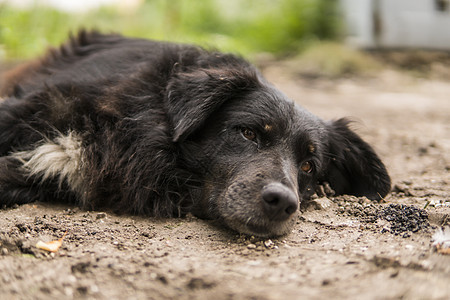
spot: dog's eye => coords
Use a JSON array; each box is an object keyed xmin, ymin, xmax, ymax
[
  {"xmin": 300, "ymin": 161, "xmax": 314, "ymax": 174},
  {"xmin": 241, "ymin": 128, "xmax": 257, "ymax": 141}
]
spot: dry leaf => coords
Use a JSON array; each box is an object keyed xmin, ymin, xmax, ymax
[
  {"xmin": 435, "ymin": 244, "xmax": 450, "ymax": 255},
  {"xmin": 36, "ymin": 231, "xmax": 68, "ymax": 253}
]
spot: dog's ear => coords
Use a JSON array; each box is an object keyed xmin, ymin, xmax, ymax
[
  {"xmin": 320, "ymin": 118, "xmax": 391, "ymax": 200},
  {"xmin": 166, "ymin": 68, "xmax": 258, "ymax": 142}
]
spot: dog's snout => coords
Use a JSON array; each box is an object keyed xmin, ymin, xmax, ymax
[{"xmin": 261, "ymin": 183, "xmax": 298, "ymax": 221}]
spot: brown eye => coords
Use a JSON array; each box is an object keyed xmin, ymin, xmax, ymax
[
  {"xmin": 241, "ymin": 128, "xmax": 256, "ymax": 141},
  {"xmin": 301, "ymin": 161, "xmax": 313, "ymax": 173}
]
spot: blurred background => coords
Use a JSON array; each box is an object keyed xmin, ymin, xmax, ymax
[
  {"xmin": 1, "ymin": 0, "xmax": 450, "ymax": 77},
  {"xmin": 0, "ymin": 0, "xmax": 341, "ymax": 59}
]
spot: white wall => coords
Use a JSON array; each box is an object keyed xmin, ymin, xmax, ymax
[{"xmin": 340, "ymin": 0, "xmax": 450, "ymax": 50}]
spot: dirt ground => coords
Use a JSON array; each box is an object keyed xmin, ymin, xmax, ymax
[{"xmin": 1, "ymin": 59, "xmax": 449, "ymax": 300}]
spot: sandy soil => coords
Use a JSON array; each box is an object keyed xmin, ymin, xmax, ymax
[{"xmin": 1, "ymin": 61, "xmax": 449, "ymax": 299}]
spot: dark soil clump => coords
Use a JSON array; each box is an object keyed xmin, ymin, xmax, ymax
[
  {"xmin": 380, "ymin": 204, "xmax": 430, "ymax": 237},
  {"xmin": 337, "ymin": 198, "xmax": 430, "ymax": 237}
]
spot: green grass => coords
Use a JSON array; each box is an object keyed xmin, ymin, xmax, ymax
[
  {"xmin": 0, "ymin": 0, "xmax": 342, "ymax": 60},
  {"xmin": 295, "ymin": 42, "xmax": 382, "ymax": 77}
]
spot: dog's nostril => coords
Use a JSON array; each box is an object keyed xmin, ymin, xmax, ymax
[
  {"xmin": 285, "ymin": 205, "xmax": 297, "ymax": 215},
  {"xmin": 262, "ymin": 183, "xmax": 298, "ymax": 221},
  {"xmin": 262, "ymin": 191, "xmax": 280, "ymax": 206}
]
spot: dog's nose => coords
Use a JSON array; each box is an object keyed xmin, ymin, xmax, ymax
[{"xmin": 261, "ymin": 183, "xmax": 298, "ymax": 221}]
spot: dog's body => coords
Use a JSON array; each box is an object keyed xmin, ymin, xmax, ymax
[{"xmin": 0, "ymin": 31, "xmax": 390, "ymax": 236}]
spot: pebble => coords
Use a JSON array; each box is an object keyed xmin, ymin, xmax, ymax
[
  {"xmin": 96, "ymin": 212, "xmax": 107, "ymax": 219},
  {"xmin": 264, "ymin": 239, "xmax": 274, "ymax": 248},
  {"xmin": 241, "ymin": 249, "xmax": 251, "ymax": 256},
  {"xmin": 247, "ymin": 243, "xmax": 256, "ymax": 249},
  {"xmin": 64, "ymin": 287, "xmax": 74, "ymax": 297}
]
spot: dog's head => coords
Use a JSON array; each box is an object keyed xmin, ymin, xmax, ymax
[{"xmin": 166, "ymin": 65, "xmax": 390, "ymax": 237}]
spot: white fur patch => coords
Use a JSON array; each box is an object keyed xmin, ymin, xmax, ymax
[{"xmin": 12, "ymin": 132, "xmax": 86, "ymax": 195}]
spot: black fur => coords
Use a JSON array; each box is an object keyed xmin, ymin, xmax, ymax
[{"xmin": 0, "ymin": 31, "xmax": 390, "ymax": 237}]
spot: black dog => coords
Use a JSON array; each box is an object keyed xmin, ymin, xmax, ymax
[{"xmin": 0, "ymin": 31, "xmax": 390, "ymax": 237}]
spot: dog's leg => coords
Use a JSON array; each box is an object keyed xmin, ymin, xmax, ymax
[
  {"xmin": 1, "ymin": 131, "xmax": 86, "ymax": 207},
  {"xmin": 0, "ymin": 156, "xmax": 41, "ymax": 207}
]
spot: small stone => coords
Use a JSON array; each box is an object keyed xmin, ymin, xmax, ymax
[
  {"xmin": 186, "ymin": 277, "xmax": 215, "ymax": 290},
  {"xmin": 264, "ymin": 239, "xmax": 274, "ymax": 248},
  {"xmin": 390, "ymin": 270, "xmax": 399, "ymax": 278},
  {"xmin": 90, "ymin": 284, "xmax": 99, "ymax": 293},
  {"xmin": 322, "ymin": 279, "xmax": 331, "ymax": 286},
  {"xmin": 247, "ymin": 243, "xmax": 256, "ymax": 249},
  {"xmin": 96, "ymin": 212, "xmax": 107, "ymax": 219},
  {"xmin": 64, "ymin": 287, "xmax": 74, "ymax": 297},
  {"xmin": 241, "ymin": 249, "xmax": 251, "ymax": 256},
  {"xmin": 307, "ymin": 197, "xmax": 333, "ymax": 211}
]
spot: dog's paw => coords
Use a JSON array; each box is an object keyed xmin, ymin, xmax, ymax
[{"xmin": 315, "ymin": 181, "xmax": 336, "ymax": 198}]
